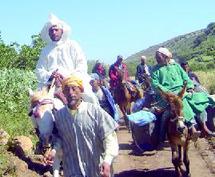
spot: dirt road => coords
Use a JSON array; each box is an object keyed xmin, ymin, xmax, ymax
[{"xmin": 113, "ymin": 126, "xmax": 214, "ymax": 177}]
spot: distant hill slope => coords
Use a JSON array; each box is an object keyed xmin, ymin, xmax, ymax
[{"xmin": 126, "ymin": 22, "xmax": 215, "ymax": 75}]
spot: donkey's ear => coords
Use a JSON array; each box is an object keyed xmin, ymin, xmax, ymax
[
  {"xmin": 28, "ymin": 88, "xmax": 34, "ymax": 97},
  {"xmin": 178, "ymin": 81, "xmax": 187, "ymax": 98},
  {"xmin": 157, "ymin": 86, "xmax": 169, "ymax": 100}
]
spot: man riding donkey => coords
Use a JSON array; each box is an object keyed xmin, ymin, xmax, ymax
[
  {"xmin": 35, "ymin": 14, "xmax": 98, "ymax": 106},
  {"xmin": 135, "ymin": 55, "xmax": 151, "ymax": 90},
  {"xmin": 109, "ymin": 55, "xmax": 142, "ymax": 129},
  {"xmin": 151, "ymin": 47, "xmax": 215, "ymax": 148},
  {"xmin": 109, "ymin": 55, "xmax": 139, "ymax": 98}
]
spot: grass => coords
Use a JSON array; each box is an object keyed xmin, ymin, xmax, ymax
[{"xmin": 196, "ymin": 70, "xmax": 215, "ymax": 94}]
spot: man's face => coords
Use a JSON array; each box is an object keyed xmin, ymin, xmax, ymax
[
  {"xmin": 116, "ymin": 58, "xmax": 123, "ymax": 64},
  {"xmin": 63, "ymin": 85, "xmax": 82, "ymax": 108},
  {"xmin": 181, "ymin": 64, "xmax": 189, "ymax": 73},
  {"xmin": 155, "ymin": 51, "xmax": 167, "ymax": 65},
  {"xmin": 141, "ymin": 58, "xmax": 146, "ymax": 64},
  {"xmin": 90, "ymin": 79, "xmax": 100, "ymax": 92},
  {"xmin": 49, "ymin": 25, "xmax": 63, "ymax": 42}
]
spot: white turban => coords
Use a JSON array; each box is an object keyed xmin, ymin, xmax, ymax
[
  {"xmin": 141, "ymin": 55, "xmax": 146, "ymax": 60},
  {"xmin": 157, "ymin": 47, "xmax": 172, "ymax": 58},
  {"xmin": 40, "ymin": 14, "xmax": 71, "ymax": 43}
]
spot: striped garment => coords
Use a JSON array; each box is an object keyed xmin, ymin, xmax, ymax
[{"xmin": 53, "ymin": 101, "xmax": 118, "ymax": 177}]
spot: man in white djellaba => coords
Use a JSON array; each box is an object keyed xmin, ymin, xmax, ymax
[{"xmin": 35, "ymin": 14, "xmax": 98, "ymax": 105}]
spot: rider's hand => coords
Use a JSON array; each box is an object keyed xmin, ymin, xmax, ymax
[
  {"xmin": 51, "ymin": 71, "xmax": 63, "ymax": 79},
  {"xmin": 50, "ymin": 69, "xmax": 59, "ymax": 79},
  {"xmin": 50, "ymin": 71, "xmax": 64, "ymax": 87},
  {"xmin": 43, "ymin": 149, "xmax": 56, "ymax": 166},
  {"xmin": 187, "ymin": 88, "xmax": 194, "ymax": 93},
  {"xmin": 100, "ymin": 162, "xmax": 111, "ymax": 177}
]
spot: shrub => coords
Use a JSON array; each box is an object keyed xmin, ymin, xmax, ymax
[{"xmin": 0, "ymin": 69, "xmax": 37, "ymax": 136}]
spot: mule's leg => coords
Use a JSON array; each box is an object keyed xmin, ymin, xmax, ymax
[
  {"xmin": 171, "ymin": 145, "xmax": 182, "ymax": 177},
  {"xmin": 178, "ymin": 145, "xmax": 185, "ymax": 175},
  {"xmin": 183, "ymin": 142, "xmax": 191, "ymax": 177},
  {"xmin": 178, "ymin": 145, "xmax": 183, "ymax": 171},
  {"xmin": 126, "ymin": 103, "xmax": 132, "ymax": 132},
  {"xmin": 119, "ymin": 105, "xmax": 130, "ymax": 130},
  {"xmin": 178, "ymin": 145, "xmax": 183, "ymax": 166},
  {"xmin": 52, "ymin": 150, "xmax": 62, "ymax": 177}
]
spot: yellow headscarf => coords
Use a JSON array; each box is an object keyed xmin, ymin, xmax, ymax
[{"xmin": 62, "ymin": 75, "xmax": 84, "ymax": 92}]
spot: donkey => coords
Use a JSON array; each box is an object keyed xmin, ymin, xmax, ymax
[
  {"xmin": 159, "ymin": 82, "xmax": 192, "ymax": 177},
  {"xmin": 113, "ymin": 70, "xmax": 142, "ymax": 129},
  {"xmin": 29, "ymin": 86, "xmax": 63, "ymax": 177}
]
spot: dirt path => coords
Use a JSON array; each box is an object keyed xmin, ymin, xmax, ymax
[{"xmin": 113, "ymin": 126, "xmax": 214, "ymax": 177}]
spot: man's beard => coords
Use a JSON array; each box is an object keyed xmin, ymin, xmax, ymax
[{"xmin": 67, "ymin": 97, "xmax": 80, "ymax": 109}]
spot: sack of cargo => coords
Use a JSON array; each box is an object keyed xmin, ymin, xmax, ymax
[{"xmin": 128, "ymin": 110, "xmax": 159, "ymax": 152}]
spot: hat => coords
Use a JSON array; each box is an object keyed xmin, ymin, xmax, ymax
[
  {"xmin": 62, "ymin": 75, "xmax": 84, "ymax": 92},
  {"xmin": 90, "ymin": 73, "xmax": 100, "ymax": 81},
  {"xmin": 117, "ymin": 55, "xmax": 123, "ymax": 60},
  {"xmin": 157, "ymin": 47, "xmax": 172, "ymax": 58},
  {"xmin": 141, "ymin": 55, "xmax": 146, "ymax": 60}
]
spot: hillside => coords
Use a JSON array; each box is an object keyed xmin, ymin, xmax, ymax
[{"xmin": 126, "ymin": 22, "xmax": 215, "ymax": 74}]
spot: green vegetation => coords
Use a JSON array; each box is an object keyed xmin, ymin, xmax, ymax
[
  {"xmin": 196, "ymin": 70, "xmax": 215, "ymax": 94},
  {"xmin": 126, "ymin": 22, "xmax": 215, "ymax": 75},
  {"xmin": 0, "ymin": 69, "xmax": 37, "ymax": 136},
  {"xmin": 0, "ymin": 34, "xmax": 45, "ymax": 70}
]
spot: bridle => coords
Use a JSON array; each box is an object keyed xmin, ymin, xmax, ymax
[
  {"xmin": 28, "ymin": 98, "xmax": 54, "ymax": 118},
  {"xmin": 170, "ymin": 116, "xmax": 184, "ymax": 123}
]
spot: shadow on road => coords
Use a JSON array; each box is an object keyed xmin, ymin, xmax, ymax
[
  {"xmin": 119, "ymin": 143, "xmax": 132, "ymax": 150},
  {"xmin": 115, "ymin": 167, "xmax": 175, "ymax": 177}
]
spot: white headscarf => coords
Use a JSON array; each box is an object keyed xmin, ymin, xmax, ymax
[
  {"xmin": 157, "ymin": 47, "xmax": 172, "ymax": 58},
  {"xmin": 40, "ymin": 14, "xmax": 71, "ymax": 44}
]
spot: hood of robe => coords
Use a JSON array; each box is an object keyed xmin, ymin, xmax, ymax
[{"xmin": 40, "ymin": 14, "xmax": 71, "ymax": 44}]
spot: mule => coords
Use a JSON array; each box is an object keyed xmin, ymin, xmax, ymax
[
  {"xmin": 29, "ymin": 86, "xmax": 63, "ymax": 177},
  {"xmin": 113, "ymin": 70, "xmax": 142, "ymax": 128},
  {"xmin": 159, "ymin": 82, "xmax": 191, "ymax": 177}
]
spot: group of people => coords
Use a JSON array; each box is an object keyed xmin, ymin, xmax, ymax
[{"xmin": 34, "ymin": 14, "xmax": 215, "ymax": 177}]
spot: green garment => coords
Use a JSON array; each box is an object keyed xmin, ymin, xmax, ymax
[{"xmin": 151, "ymin": 63, "xmax": 214, "ymax": 122}]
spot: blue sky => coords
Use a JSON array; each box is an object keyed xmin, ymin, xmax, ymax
[{"xmin": 1, "ymin": 0, "xmax": 215, "ymax": 64}]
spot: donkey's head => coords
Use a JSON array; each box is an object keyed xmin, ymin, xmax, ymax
[
  {"xmin": 158, "ymin": 81, "xmax": 187, "ymax": 135},
  {"xmin": 28, "ymin": 87, "xmax": 55, "ymax": 150},
  {"xmin": 29, "ymin": 87, "xmax": 54, "ymax": 119}
]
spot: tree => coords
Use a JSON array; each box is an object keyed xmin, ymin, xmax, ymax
[
  {"xmin": 0, "ymin": 42, "xmax": 19, "ymax": 69},
  {"xmin": 13, "ymin": 35, "xmax": 45, "ymax": 70},
  {"xmin": 193, "ymin": 34, "xmax": 207, "ymax": 48},
  {"xmin": 205, "ymin": 22, "xmax": 215, "ymax": 35}
]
